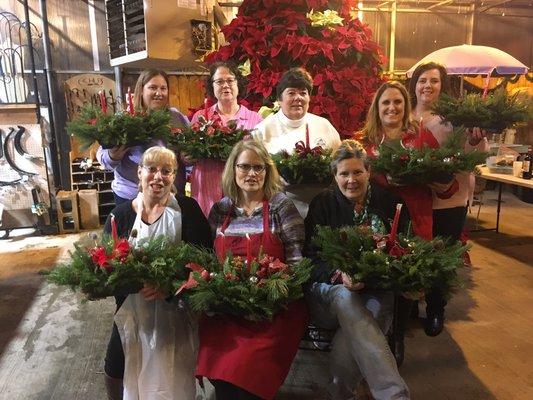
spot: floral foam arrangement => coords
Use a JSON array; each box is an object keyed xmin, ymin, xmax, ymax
[
  {"xmin": 175, "ymin": 244, "xmax": 313, "ymax": 321},
  {"xmin": 370, "ymin": 127, "xmax": 487, "ymax": 185},
  {"xmin": 167, "ymin": 114, "xmax": 249, "ymax": 160},
  {"xmin": 313, "ymin": 204, "xmax": 466, "ymax": 295},
  {"xmin": 431, "ymin": 88, "xmax": 531, "ymax": 132},
  {"xmin": 46, "ymin": 219, "xmax": 193, "ymax": 299},
  {"xmin": 67, "ymin": 106, "xmax": 172, "ymax": 150}
]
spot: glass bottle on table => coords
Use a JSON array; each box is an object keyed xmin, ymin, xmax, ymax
[{"xmin": 522, "ymin": 151, "xmax": 532, "ymax": 180}]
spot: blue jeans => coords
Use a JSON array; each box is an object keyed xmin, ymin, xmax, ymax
[{"xmin": 306, "ymin": 283, "xmax": 410, "ymax": 400}]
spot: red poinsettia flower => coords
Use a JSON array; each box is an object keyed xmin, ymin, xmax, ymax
[
  {"xmin": 90, "ymin": 247, "xmax": 112, "ymax": 271},
  {"xmin": 205, "ymin": 126, "xmax": 216, "ymax": 136},
  {"xmin": 113, "ymin": 238, "xmax": 130, "ymax": 261},
  {"xmin": 267, "ymin": 258, "xmax": 288, "ymax": 275}
]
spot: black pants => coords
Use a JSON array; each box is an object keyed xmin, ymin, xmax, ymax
[
  {"xmin": 104, "ymin": 295, "xmax": 127, "ymax": 378},
  {"xmin": 426, "ymin": 206, "xmax": 467, "ymax": 316},
  {"xmin": 211, "ymin": 380, "xmax": 263, "ymax": 400}
]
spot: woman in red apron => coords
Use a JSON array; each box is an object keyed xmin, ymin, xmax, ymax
[
  {"xmin": 356, "ymin": 81, "xmax": 455, "ymax": 365},
  {"xmin": 196, "ymin": 139, "xmax": 309, "ymax": 400}
]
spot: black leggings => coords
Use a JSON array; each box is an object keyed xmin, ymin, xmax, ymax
[
  {"xmin": 426, "ymin": 206, "xmax": 467, "ymax": 315},
  {"xmin": 211, "ymin": 380, "xmax": 263, "ymax": 400},
  {"xmin": 104, "ymin": 296, "xmax": 126, "ymax": 379}
]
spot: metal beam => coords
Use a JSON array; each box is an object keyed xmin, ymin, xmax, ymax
[
  {"xmin": 388, "ymin": 0, "xmax": 397, "ymax": 73},
  {"xmin": 427, "ymin": 0, "xmax": 453, "ymax": 10},
  {"xmin": 478, "ymin": 0, "xmax": 513, "ymax": 13},
  {"xmin": 377, "ymin": 1, "xmax": 393, "ymax": 8},
  {"xmin": 217, "ymin": 1, "xmax": 243, "ymax": 7}
]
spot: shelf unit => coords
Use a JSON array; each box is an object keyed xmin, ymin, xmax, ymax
[{"xmin": 71, "ymin": 159, "xmax": 115, "ymax": 225}]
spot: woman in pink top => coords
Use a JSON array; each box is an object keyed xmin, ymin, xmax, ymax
[
  {"xmin": 409, "ymin": 62, "xmax": 488, "ymax": 337},
  {"xmin": 190, "ymin": 62, "xmax": 263, "ymax": 216}
]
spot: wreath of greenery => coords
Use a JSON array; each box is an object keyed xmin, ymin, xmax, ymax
[
  {"xmin": 67, "ymin": 107, "xmax": 172, "ymax": 150},
  {"xmin": 166, "ymin": 116, "xmax": 248, "ymax": 160},
  {"xmin": 370, "ymin": 127, "xmax": 487, "ymax": 185},
  {"xmin": 431, "ymin": 88, "xmax": 531, "ymax": 132},
  {"xmin": 313, "ymin": 225, "xmax": 466, "ymax": 296},
  {"xmin": 46, "ymin": 234, "xmax": 193, "ymax": 300},
  {"xmin": 272, "ymin": 146, "xmax": 333, "ymax": 185},
  {"xmin": 178, "ymin": 245, "xmax": 313, "ymax": 321}
]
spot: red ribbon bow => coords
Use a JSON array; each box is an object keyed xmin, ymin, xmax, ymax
[{"xmin": 294, "ymin": 140, "xmax": 324, "ymax": 157}]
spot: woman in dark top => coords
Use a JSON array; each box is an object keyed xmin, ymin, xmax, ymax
[
  {"xmin": 103, "ymin": 146, "xmax": 211, "ymax": 400},
  {"xmin": 304, "ymin": 140, "xmax": 410, "ymax": 400}
]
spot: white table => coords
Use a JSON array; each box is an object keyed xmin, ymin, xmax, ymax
[{"xmin": 476, "ymin": 166, "xmax": 533, "ymax": 233}]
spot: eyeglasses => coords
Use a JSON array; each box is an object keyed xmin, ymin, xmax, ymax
[
  {"xmin": 141, "ymin": 165, "xmax": 175, "ymax": 177},
  {"xmin": 213, "ymin": 78, "xmax": 237, "ymax": 86},
  {"xmin": 236, "ymin": 164, "xmax": 266, "ymax": 173}
]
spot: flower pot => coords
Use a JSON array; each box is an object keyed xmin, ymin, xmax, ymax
[{"xmin": 283, "ymin": 183, "xmax": 331, "ymax": 219}]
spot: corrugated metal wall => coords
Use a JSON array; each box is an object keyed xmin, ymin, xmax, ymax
[{"xmin": 361, "ymin": 8, "xmax": 531, "ymax": 71}]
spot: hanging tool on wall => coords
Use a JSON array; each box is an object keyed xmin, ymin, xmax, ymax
[
  {"xmin": 13, "ymin": 125, "xmax": 39, "ymax": 159},
  {"xmin": 0, "ymin": 129, "xmax": 23, "ymax": 186},
  {"xmin": 0, "ymin": 128, "xmax": 3, "ymax": 159},
  {"xmin": 3, "ymin": 127, "xmax": 38, "ymax": 177}
]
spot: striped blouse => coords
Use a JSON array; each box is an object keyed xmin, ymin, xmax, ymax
[{"xmin": 208, "ymin": 192, "xmax": 305, "ymax": 264}]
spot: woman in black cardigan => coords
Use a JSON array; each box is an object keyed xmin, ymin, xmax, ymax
[
  {"xmin": 103, "ymin": 146, "xmax": 212, "ymax": 400},
  {"xmin": 304, "ymin": 140, "xmax": 411, "ymax": 400}
]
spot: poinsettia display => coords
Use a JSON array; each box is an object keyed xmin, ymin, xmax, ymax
[
  {"xmin": 67, "ymin": 106, "xmax": 172, "ymax": 150},
  {"xmin": 203, "ymin": 0, "xmax": 385, "ymax": 136},
  {"xmin": 313, "ymin": 205, "xmax": 466, "ymax": 295},
  {"xmin": 46, "ymin": 220, "xmax": 193, "ymax": 299},
  {"xmin": 167, "ymin": 114, "xmax": 249, "ymax": 160},
  {"xmin": 175, "ymin": 244, "xmax": 313, "ymax": 321},
  {"xmin": 272, "ymin": 134, "xmax": 332, "ymax": 185},
  {"xmin": 370, "ymin": 127, "xmax": 487, "ymax": 185},
  {"xmin": 431, "ymin": 88, "xmax": 531, "ymax": 132}
]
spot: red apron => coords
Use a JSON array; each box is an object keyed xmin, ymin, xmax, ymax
[{"xmin": 196, "ymin": 201, "xmax": 309, "ymax": 399}]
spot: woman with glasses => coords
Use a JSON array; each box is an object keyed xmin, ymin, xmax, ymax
[
  {"xmin": 196, "ymin": 139, "xmax": 308, "ymax": 400},
  {"xmin": 189, "ymin": 61, "xmax": 263, "ymax": 217},
  {"xmin": 97, "ymin": 69, "xmax": 190, "ymax": 205},
  {"xmin": 103, "ymin": 146, "xmax": 212, "ymax": 399}
]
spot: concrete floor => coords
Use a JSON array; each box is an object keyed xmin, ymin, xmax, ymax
[{"xmin": 0, "ymin": 185, "xmax": 532, "ymax": 399}]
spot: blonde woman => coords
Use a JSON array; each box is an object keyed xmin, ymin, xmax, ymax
[
  {"xmin": 103, "ymin": 147, "xmax": 211, "ymax": 399},
  {"xmin": 196, "ymin": 139, "xmax": 308, "ymax": 400}
]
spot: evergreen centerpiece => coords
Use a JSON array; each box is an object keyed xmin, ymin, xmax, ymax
[
  {"xmin": 313, "ymin": 225, "xmax": 391, "ymax": 289},
  {"xmin": 272, "ymin": 125, "xmax": 332, "ymax": 184},
  {"xmin": 370, "ymin": 127, "xmax": 487, "ymax": 185},
  {"xmin": 167, "ymin": 114, "xmax": 249, "ymax": 160},
  {"xmin": 46, "ymin": 220, "xmax": 193, "ymax": 299},
  {"xmin": 204, "ymin": 0, "xmax": 385, "ymax": 136},
  {"xmin": 313, "ymin": 225, "xmax": 466, "ymax": 294},
  {"xmin": 67, "ymin": 106, "xmax": 172, "ymax": 150},
  {"xmin": 176, "ymin": 244, "xmax": 313, "ymax": 321},
  {"xmin": 313, "ymin": 205, "xmax": 466, "ymax": 295},
  {"xmin": 431, "ymin": 88, "xmax": 531, "ymax": 132}
]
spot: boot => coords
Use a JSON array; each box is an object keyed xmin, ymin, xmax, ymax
[{"xmin": 104, "ymin": 374, "xmax": 123, "ymax": 400}]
